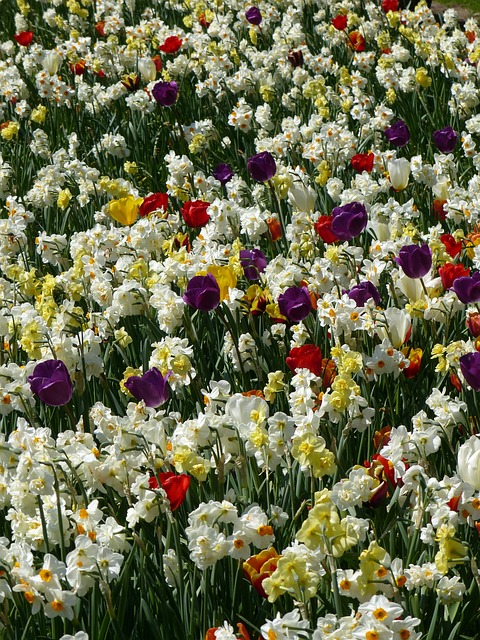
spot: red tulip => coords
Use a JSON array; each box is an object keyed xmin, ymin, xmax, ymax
[
  {"xmin": 181, "ymin": 200, "xmax": 210, "ymax": 228},
  {"xmin": 286, "ymin": 344, "xmax": 322, "ymax": 376},
  {"xmin": 348, "ymin": 31, "xmax": 365, "ymax": 52},
  {"xmin": 14, "ymin": 31, "xmax": 33, "ymax": 46},
  {"xmin": 381, "ymin": 0, "xmax": 398, "ymax": 11},
  {"xmin": 314, "ymin": 215, "xmax": 338, "ymax": 243},
  {"xmin": 440, "ymin": 233, "xmax": 462, "ymax": 259},
  {"xmin": 331, "ymin": 15, "xmax": 348, "ymax": 30},
  {"xmin": 159, "ymin": 35, "xmax": 183, "ymax": 53},
  {"xmin": 139, "ymin": 192, "xmax": 168, "ymax": 217},
  {"xmin": 351, "ymin": 152, "xmax": 375, "ymax": 173},
  {"xmin": 439, "ymin": 262, "xmax": 470, "ymax": 290},
  {"xmin": 149, "ymin": 472, "xmax": 190, "ymax": 510}
]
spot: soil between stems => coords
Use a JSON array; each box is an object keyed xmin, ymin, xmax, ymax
[{"xmin": 431, "ymin": 1, "xmax": 479, "ymax": 21}]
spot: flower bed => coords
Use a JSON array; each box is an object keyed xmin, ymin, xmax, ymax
[{"xmin": 0, "ymin": 0, "xmax": 480, "ymax": 638}]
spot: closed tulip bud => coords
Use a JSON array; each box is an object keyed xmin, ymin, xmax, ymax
[
  {"xmin": 457, "ymin": 435, "xmax": 480, "ymax": 490},
  {"xmin": 278, "ymin": 286, "xmax": 312, "ymax": 323},
  {"xmin": 28, "ymin": 360, "xmax": 73, "ymax": 406},
  {"xmin": 460, "ymin": 352, "xmax": 480, "ymax": 391},
  {"xmin": 467, "ymin": 311, "xmax": 480, "ymax": 337},
  {"xmin": 138, "ymin": 57, "xmax": 157, "ymax": 82},
  {"xmin": 388, "ymin": 158, "xmax": 410, "ymax": 191},
  {"xmin": 42, "ymin": 51, "xmax": 62, "ymax": 75},
  {"xmin": 288, "ymin": 181, "xmax": 316, "ymax": 212},
  {"xmin": 124, "ymin": 368, "xmax": 170, "ymax": 407},
  {"xmin": 384, "ymin": 120, "xmax": 410, "ymax": 147},
  {"xmin": 395, "ymin": 244, "xmax": 432, "ymax": 279}
]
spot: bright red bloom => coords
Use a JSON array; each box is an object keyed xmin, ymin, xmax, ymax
[
  {"xmin": 449, "ymin": 372, "xmax": 462, "ymax": 392},
  {"xmin": 433, "ymin": 198, "xmax": 447, "ymax": 221},
  {"xmin": 152, "ymin": 55, "xmax": 163, "ymax": 73},
  {"xmin": 95, "ymin": 21, "xmax": 106, "ymax": 36},
  {"xmin": 314, "ymin": 215, "xmax": 338, "ymax": 243},
  {"xmin": 159, "ymin": 35, "xmax": 183, "ymax": 53},
  {"xmin": 14, "ymin": 31, "xmax": 33, "ymax": 46},
  {"xmin": 348, "ymin": 31, "xmax": 365, "ymax": 52},
  {"xmin": 69, "ymin": 60, "xmax": 86, "ymax": 75},
  {"xmin": 331, "ymin": 14, "xmax": 348, "ymax": 30},
  {"xmin": 266, "ymin": 217, "xmax": 282, "ymax": 242},
  {"xmin": 467, "ymin": 311, "xmax": 480, "ymax": 337},
  {"xmin": 181, "ymin": 200, "xmax": 211, "ymax": 228},
  {"xmin": 149, "ymin": 472, "xmax": 190, "ymax": 510},
  {"xmin": 447, "ymin": 495, "xmax": 461, "ymax": 512},
  {"xmin": 381, "ymin": 0, "xmax": 399, "ymax": 12},
  {"xmin": 439, "ymin": 262, "xmax": 470, "ymax": 290},
  {"xmin": 286, "ymin": 344, "xmax": 323, "ymax": 376},
  {"xmin": 139, "ymin": 192, "xmax": 168, "ymax": 217},
  {"xmin": 351, "ymin": 152, "xmax": 375, "ymax": 173},
  {"xmin": 440, "ymin": 233, "xmax": 462, "ymax": 258}
]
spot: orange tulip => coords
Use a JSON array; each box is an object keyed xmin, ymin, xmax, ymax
[{"xmin": 243, "ymin": 548, "xmax": 280, "ymax": 599}]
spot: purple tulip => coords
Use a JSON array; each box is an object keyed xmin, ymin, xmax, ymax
[
  {"xmin": 245, "ymin": 6, "xmax": 262, "ymax": 25},
  {"xmin": 247, "ymin": 151, "xmax": 277, "ymax": 182},
  {"xmin": 28, "ymin": 359, "xmax": 73, "ymax": 406},
  {"xmin": 212, "ymin": 163, "xmax": 234, "ymax": 184},
  {"xmin": 395, "ymin": 244, "xmax": 432, "ymax": 279},
  {"xmin": 278, "ymin": 286, "xmax": 312, "ymax": 323},
  {"xmin": 460, "ymin": 352, "xmax": 480, "ymax": 391},
  {"xmin": 183, "ymin": 273, "xmax": 220, "ymax": 311},
  {"xmin": 240, "ymin": 249, "xmax": 267, "ymax": 280},
  {"xmin": 124, "ymin": 367, "xmax": 170, "ymax": 407},
  {"xmin": 451, "ymin": 272, "xmax": 480, "ymax": 304},
  {"xmin": 433, "ymin": 127, "xmax": 458, "ymax": 154},
  {"xmin": 152, "ymin": 81, "xmax": 178, "ymax": 106},
  {"xmin": 384, "ymin": 120, "xmax": 410, "ymax": 147},
  {"xmin": 347, "ymin": 281, "xmax": 381, "ymax": 306},
  {"xmin": 331, "ymin": 202, "xmax": 368, "ymax": 241}
]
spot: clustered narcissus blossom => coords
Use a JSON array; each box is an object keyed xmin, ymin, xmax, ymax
[{"xmin": 3, "ymin": 0, "xmax": 480, "ymax": 638}]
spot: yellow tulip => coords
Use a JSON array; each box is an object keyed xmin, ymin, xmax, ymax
[
  {"xmin": 206, "ymin": 265, "xmax": 237, "ymax": 301},
  {"xmin": 108, "ymin": 195, "xmax": 143, "ymax": 226}
]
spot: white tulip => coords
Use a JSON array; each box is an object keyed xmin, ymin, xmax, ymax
[
  {"xmin": 138, "ymin": 58, "xmax": 157, "ymax": 83},
  {"xmin": 288, "ymin": 181, "xmax": 316, "ymax": 212},
  {"xmin": 388, "ymin": 158, "xmax": 410, "ymax": 191},
  {"xmin": 42, "ymin": 51, "xmax": 62, "ymax": 75},
  {"xmin": 457, "ymin": 436, "xmax": 480, "ymax": 490},
  {"xmin": 375, "ymin": 307, "xmax": 411, "ymax": 348}
]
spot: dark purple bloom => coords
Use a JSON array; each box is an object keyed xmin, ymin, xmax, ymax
[
  {"xmin": 245, "ymin": 6, "xmax": 262, "ymax": 24},
  {"xmin": 212, "ymin": 163, "xmax": 234, "ymax": 184},
  {"xmin": 460, "ymin": 352, "xmax": 480, "ymax": 391},
  {"xmin": 247, "ymin": 151, "xmax": 277, "ymax": 182},
  {"xmin": 240, "ymin": 249, "xmax": 267, "ymax": 280},
  {"xmin": 384, "ymin": 120, "xmax": 410, "ymax": 147},
  {"xmin": 395, "ymin": 244, "xmax": 432, "ymax": 279},
  {"xmin": 28, "ymin": 359, "xmax": 73, "ymax": 406},
  {"xmin": 433, "ymin": 127, "xmax": 458, "ymax": 154},
  {"xmin": 331, "ymin": 202, "xmax": 368, "ymax": 241},
  {"xmin": 347, "ymin": 281, "xmax": 381, "ymax": 306},
  {"xmin": 152, "ymin": 81, "xmax": 178, "ymax": 106},
  {"xmin": 124, "ymin": 367, "xmax": 170, "ymax": 407},
  {"xmin": 278, "ymin": 286, "xmax": 312, "ymax": 323},
  {"xmin": 183, "ymin": 273, "xmax": 220, "ymax": 311},
  {"xmin": 451, "ymin": 271, "xmax": 480, "ymax": 304}
]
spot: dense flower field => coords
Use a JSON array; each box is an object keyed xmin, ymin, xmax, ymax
[{"xmin": 2, "ymin": 0, "xmax": 480, "ymax": 638}]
